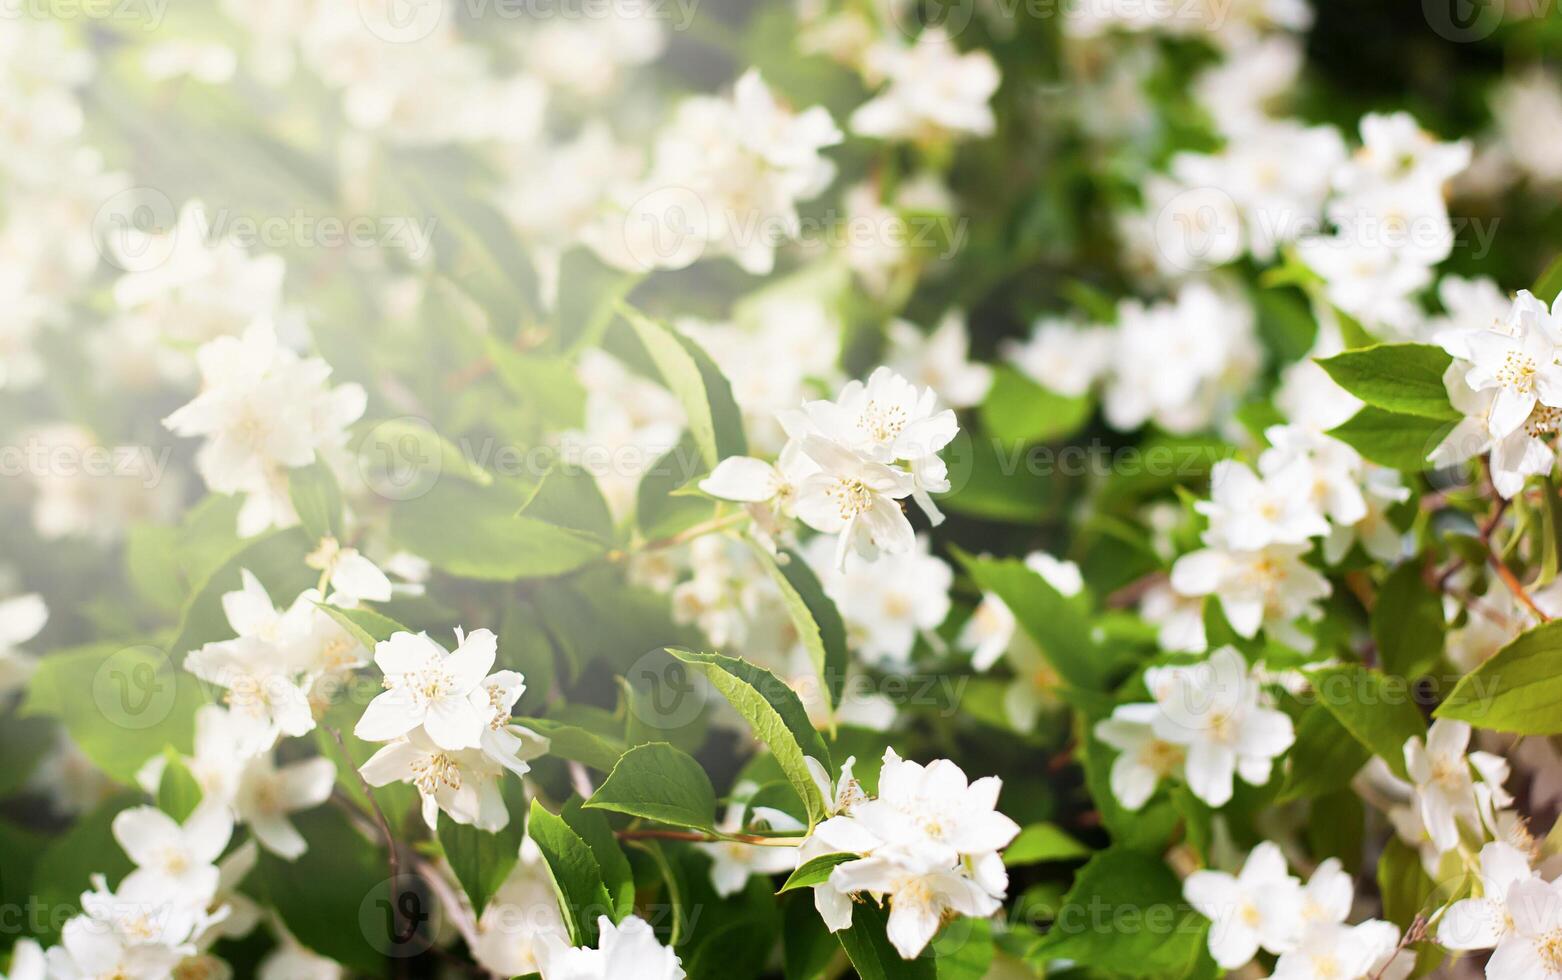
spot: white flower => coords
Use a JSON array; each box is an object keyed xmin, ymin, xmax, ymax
[
  {"xmin": 798, "ymin": 366, "xmax": 959, "ymax": 523},
  {"xmin": 695, "ymin": 801, "xmax": 805, "ymax": 897},
  {"xmin": 472, "ymin": 843, "xmax": 570, "ymax": 977},
  {"xmin": 849, "ymin": 748, "xmax": 1020, "ymax": 870},
  {"xmin": 111, "ymin": 201, "xmax": 286, "ymax": 348},
  {"xmin": 828, "ymin": 857, "xmax": 1002, "ymax": 959},
  {"xmin": 1093, "ymin": 703, "xmax": 1186, "ymax": 811},
  {"xmin": 886, "ymin": 313, "xmax": 993, "ymax": 409},
  {"xmin": 184, "ymin": 635, "xmax": 316, "ymax": 754},
  {"xmin": 79, "ymin": 870, "xmax": 220, "ymax": 950},
  {"xmin": 44, "ymin": 921, "xmax": 182, "ymax": 980},
  {"xmin": 1492, "ymin": 66, "xmax": 1562, "ymax": 187},
  {"xmin": 1139, "ymin": 583, "xmax": 1209, "ymax": 653},
  {"xmin": 1403, "ymin": 719, "xmax": 1483, "ymax": 853},
  {"xmin": 257, "ymin": 932, "xmax": 343, "ymax": 980},
  {"xmin": 1456, "ymin": 290, "xmax": 1562, "ymax": 438},
  {"xmin": 1002, "ymin": 318, "xmax": 1113, "ymax": 398},
  {"xmin": 1438, "ymin": 841, "xmax": 1538, "ymax": 951},
  {"xmin": 805, "ymin": 534, "xmax": 953, "ymax": 668},
  {"xmin": 592, "ymin": 70, "xmax": 840, "ymax": 276},
  {"xmin": 1145, "ymin": 647, "xmax": 1295, "ymax": 807},
  {"xmin": 1298, "ymin": 858, "xmax": 1354, "ymax": 928},
  {"xmin": 0, "ymin": 592, "xmax": 46, "ymax": 697},
  {"xmin": 305, "ymin": 538, "xmax": 393, "ymax": 606},
  {"xmin": 850, "ymin": 29, "xmax": 999, "ymax": 144},
  {"xmin": 1183, "ymin": 841, "xmax": 1302, "ymax": 969},
  {"xmin": 360, "ymin": 729, "xmax": 510, "ymax": 832},
  {"xmin": 1431, "ymin": 359, "xmax": 1560, "ymax": 498},
  {"xmin": 792, "ymin": 435, "xmax": 917, "ymax": 570},
  {"xmin": 1334, "ymin": 111, "xmax": 1471, "ymax": 196},
  {"xmin": 163, "ymin": 320, "xmax": 366, "ymax": 537},
  {"xmin": 2, "ymin": 939, "xmax": 45, "ymax": 980},
  {"xmin": 469, "ymin": 670, "xmax": 551, "ymax": 777},
  {"xmin": 1102, "ymin": 282, "xmax": 1261, "ymax": 435},
  {"xmin": 355, "ymin": 629, "xmax": 497, "ymax": 751},
  {"xmin": 1198, "ymin": 459, "xmax": 1330, "ymax": 551},
  {"xmin": 536, "ymin": 914, "xmax": 685, "ymax": 980},
  {"xmin": 111, "ymin": 804, "xmax": 231, "ymax": 898},
  {"xmin": 1271, "ymin": 920, "xmax": 1403, "ymax": 980},
  {"xmin": 1483, "ymin": 876, "xmax": 1562, "ymax": 980},
  {"xmin": 234, "ymin": 753, "xmax": 336, "ymax": 860},
  {"xmin": 1170, "ymin": 543, "xmax": 1331, "ymax": 646},
  {"xmin": 562, "ymin": 350, "xmax": 686, "ymax": 518}
]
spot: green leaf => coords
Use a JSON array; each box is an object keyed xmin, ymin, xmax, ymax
[
  {"xmin": 783, "ymin": 894, "xmax": 839, "ymax": 980},
  {"xmin": 836, "ymin": 900, "xmax": 937, "ymax": 979},
  {"xmin": 779, "ymin": 853, "xmax": 855, "ymax": 892},
  {"xmin": 1377, "ymin": 836, "xmax": 1436, "ymax": 930},
  {"xmin": 438, "ymin": 791, "xmax": 525, "ymax": 917},
  {"xmin": 667, "ymin": 649, "xmax": 831, "ymax": 824},
  {"xmin": 253, "ymin": 807, "xmax": 390, "ymax": 974},
  {"xmin": 390, "ymin": 480, "xmax": 606, "ymax": 581},
  {"xmin": 561, "ymin": 799, "xmax": 635, "ymax": 921},
  {"xmin": 1437, "ymin": 619, "xmax": 1562, "ymax": 734},
  {"xmin": 556, "ymin": 247, "xmax": 643, "ymax": 352},
  {"xmin": 168, "ymin": 527, "xmax": 315, "ymax": 662},
  {"xmin": 157, "ymin": 749, "xmax": 203, "ymax": 822},
  {"xmin": 636, "ymin": 432, "xmax": 715, "ymax": 541},
  {"xmin": 287, "ymin": 461, "xmax": 344, "ymax": 542},
  {"xmin": 528, "ymin": 799, "xmax": 615, "ymax": 947},
  {"xmin": 1534, "ymin": 254, "xmax": 1562, "ymax": 305},
  {"xmin": 980, "ymin": 366, "xmax": 1093, "ymax": 445},
  {"xmin": 586, "ymin": 742, "xmax": 718, "ymax": 832},
  {"xmin": 313, "ymin": 602, "xmax": 405, "ymax": 650},
  {"xmin": 352, "ymin": 416, "xmax": 494, "ymax": 501},
  {"xmin": 1278, "ymin": 705, "xmax": 1371, "ymax": 801},
  {"xmin": 1032, "ymin": 848, "xmax": 1210, "ymax": 976},
  {"xmin": 516, "ymin": 717, "xmax": 628, "ymax": 772},
  {"xmin": 1002, "ymin": 823, "xmax": 1090, "ymax": 866},
  {"xmin": 23, "ymin": 643, "xmax": 206, "ymax": 784},
  {"xmin": 518, "ymin": 464, "xmax": 616, "ymax": 544},
  {"xmin": 483, "ymin": 337, "xmax": 587, "ymax": 428},
  {"xmin": 1372, "ymin": 563, "xmax": 1445, "ymax": 679},
  {"xmin": 0, "ymin": 713, "xmax": 55, "ymax": 797},
  {"xmin": 1327, "ymin": 407, "xmax": 1451, "ymax": 472},
  {"xmin": 619, "ymin": 304, "xmax": 747, "ymax": 468},
  {"xmin": 958, "ymin": 553, "xmax": 1106, "ymax": 691},
  {"xmin": 1306, "ymin": 663, "xmax": 1427, "ymax": 779},
  {"xmin": 934, "ymin": 917, "xmax": 993, "ymax": 980},
  {"xmin": 1316, "ymin": 344, "xmax": 1458, "ymax": 420},
  {"xmin": 749, "ymin": 541, "xmax": 848, "ymax": 710}
]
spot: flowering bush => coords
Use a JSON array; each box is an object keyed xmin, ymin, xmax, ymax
[{"xmin": 3, "ymin": 1, "xmax": 1562, "ymax": 978}]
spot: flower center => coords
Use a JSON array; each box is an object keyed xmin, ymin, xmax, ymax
[
  {"xmin": 1310, "ymin": 953, "xmax": 1341, "ymax": 979},
  {"xmin": 389, "ymin": 664, "xmax": 454, "ymax": 706},
  {"xmin": 858, "ymin": 399, "xmax": 907, "ymax": 443},
  {"xmin": 1537, "ymin": 929, "xmax": 1562, "ymax": 972},
  {"xmin": 827, "ymin": 478, "xmax": 874, "ymax": 520},
  {"xmin": 1527, "ymin": 404, "xmax": 1562, "ymax": 437},
  {"xmin": 1497, "ymin": 350, "xmax": 1539, "ymax": 393},
  {"xmin": 412, "ymin": 753, "xmax": 462, "ymax": 795}
]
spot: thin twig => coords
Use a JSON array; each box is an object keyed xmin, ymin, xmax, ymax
[
  {"xmin": 327, "ymin": 726, "xmax": 401, "ymax": 885},
  {"xmin": 614, "ymin": 828, "xmax": 804, "ymax": 847},
  {"xmin": 607, "ymin": 512, "xmax": 750, "ymax": 560}
]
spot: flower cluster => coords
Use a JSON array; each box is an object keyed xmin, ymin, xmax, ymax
[
  {"xmin": 1185, "ymin": 843, "xmax": 1407, "ymax": 978},
  {"xmin": 356, "ymin": 628, "xmax": 548, "ymax": 832},
  {"xmin": 1094, "ymin": 647, "xmax": 1294, "ymax": 808},
  {"xmin": 1005, "ymin": 281, "xmax": 1261, "ymax": 435},
  {"xmin": 1434, "ymin": 289, "xmax": 1562, "ymax": 497},
  {"xmin": 163, "ymin": 321, "xmax": 366, "ymax": 537},
  {"xmin": 799, "ymin": 749, "xmax": 1019, "ymax": 959},
  {"xmin": 702, "ymin": 366, "xmax": 959, "ymax": 569}
]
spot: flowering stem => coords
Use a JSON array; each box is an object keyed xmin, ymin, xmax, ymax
[
  {"xmin": 614, "ymin": 828, "xmax": 805, "ymax": 847},
  {"xmin": 610, "ymin": 511, "xmax": 751, "ymax": 560}
]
